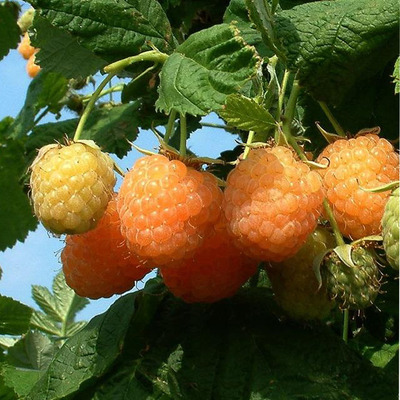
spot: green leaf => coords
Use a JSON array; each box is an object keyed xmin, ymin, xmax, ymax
[
  {"xmin": 1, "ymin": 363, "xmax": 41, "ymax": 398},
  {"xmin": 156, "ymin": 23, "xmax": 260, "ymax": 116},
  {"xmin": 30, "ymin": 0, "xmax": 176, "ymax": 63},
  {"xmin": 29, "ymin": 293, "xmax": 138, "ymax": 400},
  {"xmin": 8, "ymin": 72, "xmax": 69, "ymax": 139},
  {"xmin": 0, "ymin": 295, "xmax": 32, "ymax": 335},
  {"xmin": 81, "ymin": 102, "xmax": 141, "ymax": 158},
  {"xmin": 393, "ymin": 56, "xmax": 400, "ymax": 94},
  {"xmin": 0, "ymin": 139, "xmax": 37, "ymax": 251},
  {"xmin": 30, "ymin": 311, "xmax": 61, "ymax": 337},
  {"xmin": 275, "ymin": 0, "xmax": 399, "ymax": 104},
  {"xmin": 219, "ymin": 94, "xmax": 276, "ymax": 133},
  {"xmin": 0, "ymin": 2, "xmax": 20, "ymax": 61},
  {"xmin": 31, "ymin": 286, "xmax": 61, "ymax": 323},
  {"xmin": 31, "ymin": 272, "xmax": 89, "ymax": 337},
  {"xmin": 32, "ymin": 16, "xmax": 107, "ymax": 79}
]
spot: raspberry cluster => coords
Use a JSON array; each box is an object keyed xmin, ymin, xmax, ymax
[{"xmin": 29, "ymin": 131, "xmax": 397, "ymax": 310}]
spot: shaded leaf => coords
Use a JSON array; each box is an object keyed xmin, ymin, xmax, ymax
[
  {"xmin": 8, "ymin": 71, "xmax": 68, "ymax": 139},
  {"xmin": 219, "ymin": 94, "xmax": 276, "ymax": 133},
  {"xmin": 156, "ymin": 23, "xmax": 260, "ymax": 116},
  {"xmin": 29, "ymin": 293, "xmax": 138, "ymax": 399},
  {"xmin": 245, "ymin": 0, "xmax": 285, "ymax": 60},
  {"xmin": 81, "ymin": 102, "xmax": 141, "ymax": 158},
  {"xmin": 0, "ymin": 3, "xmax": 20, "ymax": 61},
  {"xmin": 0, "ymin": 295, "xmax": 32, "ymax": 335},
  {"xmin": 0, "ymin": 138, "xmax": 37, "ymax": 251},
  {"xmin": 275, "ymin": 0, "xmax": 399, "ymax": 104},
  {"xmin": 2, "ymin": 331, "xmax": 56, "ymax": 397}
]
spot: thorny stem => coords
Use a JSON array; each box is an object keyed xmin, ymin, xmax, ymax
[
  {"xmin": 104, "ymin": 50, "xmax": 168, "ymax": 74},
  {"xmin": 33, "ymin": 106, "xmax": 50, "ymax": 126},
  {"xmin": 179, "ymin": 113, "xmax": 187, "ymax": 156},
  {"xmin": 164, "ymin": 109, "xmax": 177, "ymax": 144},
  {"xmin": 73, "ymin": 73, "xmax": 115, "ymax": 141},
  {"xmin": 280, "ymin": 78, "xmax": 308, "ymax": 161},
  {"xmin": 243, "ymin": 130, "xmax": 255, "ymax": 160},
  {"xmin": 318, "ymin": 101, "xmax": 346, "ymax": 137},
  {"xmin": 276, "ymin": 69, "xmax": 290, "ymax": 122},
  {"xmin": 81, "ymin": 83, "xmax": 124, "ymax": 103}
]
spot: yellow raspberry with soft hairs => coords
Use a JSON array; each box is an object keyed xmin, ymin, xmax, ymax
[{"xmin": 30, "ymin": 141, "xmax": 116, "ymax": 234}]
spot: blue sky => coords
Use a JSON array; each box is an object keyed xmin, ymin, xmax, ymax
[{"xmin": 0, "ymin": 1, "xmax": 238, "ymax": 321}]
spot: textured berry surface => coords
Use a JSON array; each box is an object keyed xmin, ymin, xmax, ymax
[
  {"xmin": 117, "ymin": 154, "xmax": 223, "ymax": 267},
  {"xmin": 30, "ymin": 142, "xmax": 116, "ymax": 234},
  {"xmin": 160, "ymin": 218, "xmax": 258, "ymax": 303},
  {"xmin": 382, "ymin": 188, "xmax": 399, "ymax": 270},
  {"xmin": 223, "ymin": 146, "xmax": 324, "ymax": 262},
  {"xmin": 26, "ymin": 52, "xmax": 41, "ymax": 78},
  {"xmin": 18, "ymin": 32, "xmax": 35, "ymax": 60},
  {"xmin": 62, "ymin": 195, "xmax": 150, "ymax": 299},
  {"xmin": 324, "ymin": 247, "xmax": 380, "ymax": 310},
  {"xmin": 267, "ymin": 227, "xmax": 336, "ymax": 321},
  {"xmin": 316, "ymin": 134, "xmax": 399, "ymax": 239}
]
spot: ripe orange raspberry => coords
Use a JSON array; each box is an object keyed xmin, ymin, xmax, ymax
[
  {"xmin": 160, "ymin": 217, "xmax": 258, "ymax": 303},
  {"xmin": 18, "ymin": 32, "xmax": 35, "ymax": 60},
  {"xmin": 30, "ymin": 141, "xmax": 116, "ymax": 234},
  {"xmin": 117, "ymin": 154, "xmax": 223, "ymax": 267},
  {"xmin": 26, "ymin": 52, "xmax": 41, "ymax": 78},
  {"xmin": 61, "ymin": 195, "xmax": 150, "ymax": 299},
  {"xmin": 267, "ymin": 227, "xmax": 336, "ymax": 321},
  {"xmin": 316, "ymin": 133, "xmax": 399, "ymax": 239},
  {"xmin": 223, "ymin": 146, "xmax": 324, "ymax": 262}
]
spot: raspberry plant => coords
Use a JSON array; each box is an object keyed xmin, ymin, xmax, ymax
[{"xmin": 0, "ymin": 0, "xmax": 399, "ymax": 399}]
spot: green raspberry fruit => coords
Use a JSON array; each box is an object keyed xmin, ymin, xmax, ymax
[
  {"xmin": 324, "ymin": 247, "xmax": 381, "ymax": 310},
  {"xmin": 30, "ymin": 141, "xmax": 116, "ymax": 234},
  {"xmin": 267, "ymin": 227, "xmax": 336, "ymax": 321},
  {"xmin": 382, "ymin": 188, "xmax": 399, "ymax": 270}
]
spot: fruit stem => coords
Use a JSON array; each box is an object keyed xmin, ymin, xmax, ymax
[
  {"xmin": 243, "ymin": 130, "xmax": 255, "ymax": 160},
  {"xmin": 104, "ymin": 50, "xmax": 168, "ymax": 74},
  {"xmin": 201, "ymin": 122, "xmax": 236, "ymax": 133},
  {"xmin": 342, "ymin": 309, "xmax": 350, "ymax": 343},
  {"xmin": 164, "ymin": 109, "xmax": 177, "ymax": 144},
  {"xmin": 318, "ymin": 101, "xmax": 346, "ymax": 137},
  {"xmin": 280, "ymin": 78, "xmax": 308, "ymax": 161},
  {"xmin": 179, "ymin": 113, "xmax": 187, "ymax": 156},
  {"xmin": 323, "ymin": 199, "xmax": 346, "ymax": 246},
  {"xmin": 276, "ymin": 69, "xmax": 290, "ymax": 122},
  {"xmin": 73, "ymin": 73, "xmax": 115, "ymax": 141}
]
